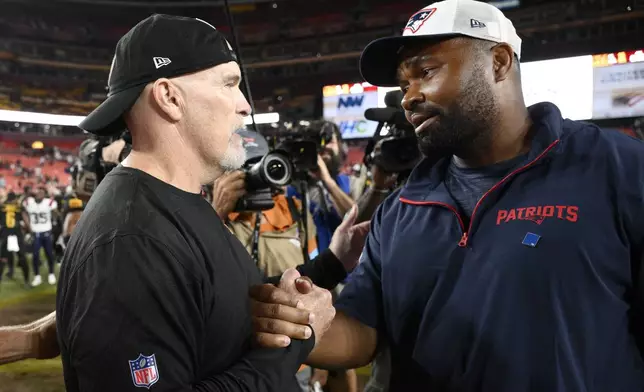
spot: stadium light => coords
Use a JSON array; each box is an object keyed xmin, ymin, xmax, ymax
[
  {"xmin": 0, "ymin": 109, "xmax": 85, "ymax": 127},
  {"xmin": 244, "ymin": 112, "xmax": 280, "ymax": 125},
  {"xmin": 0, "ymin": 109, "xmax": 279, "ymax": 127}
]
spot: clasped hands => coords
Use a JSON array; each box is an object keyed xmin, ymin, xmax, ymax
[
  {"xmin": 250, "ymin": 268, "xmax": 335, "ymax": 348},
  {"xmin": 249, "ymin": 206, "xmax": 370, "ymax": 348}
]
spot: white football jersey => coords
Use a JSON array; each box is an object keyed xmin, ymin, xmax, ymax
[{"xmin": 24, "ymin": 197, "xmax": 58, "ymax": 233}]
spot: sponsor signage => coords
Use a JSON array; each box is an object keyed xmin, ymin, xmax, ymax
[
  {"xmin": 520, "ymin": 55, "xmax": 594, "ymax": 121},
  {"xmin": 323, "ymin": 82, "xmax": 379, "ymax": 139},
  {"xmin": 592, "ymin": 60, "xmax": 644, "ymax": 119},
  {"xmin": 325, "ymin": 49, "xmax": 644, "ymax": 131},
  {"xmin": 519, "ymin": 49, "xmax": 644, "ymax": 120}
]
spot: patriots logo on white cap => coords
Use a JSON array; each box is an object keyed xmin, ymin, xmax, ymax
[{"xmin": 404, "ymin": 8, "xmax": 436, "ymax": 34}]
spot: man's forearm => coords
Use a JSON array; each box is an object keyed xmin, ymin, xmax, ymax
[
  {"xmin": 0, "ymin": 325, "xmax": 32, "ymax": 365},
  {"xmin": 194, "ymin": 340, "xmax": 313, "ymax": 391},
  {"xmin": 306, "ymin": 311, "xmax": 378, "ymax": 370},
  {"xmin": 264, "ymin": 249, "xmax": 347, "ymax": 290},
  {"xmin": 322, "ymin": 177, "xmax": 354, "ymax": 217},
  {"xmin": 0, "ymin": 311, "xmax": 58, "ymax": 365}
]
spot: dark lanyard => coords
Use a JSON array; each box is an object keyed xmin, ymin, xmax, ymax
[
  {"xmin": 286, "ymin": 195, "xmax": 310, "ymax": 264},
  {"xmin": 250, "ymin": 211, "xmax": 262, "ymax": 264}
]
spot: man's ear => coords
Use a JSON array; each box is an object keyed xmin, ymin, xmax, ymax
[
  {"xmin": 491, "ymin": 43, "xmax": 515, "ymax": 83},
  {"xmin": 150, "ymin": 78, "xmax": 183, "ymax": 122}
]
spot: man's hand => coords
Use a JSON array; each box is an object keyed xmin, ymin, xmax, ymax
[
  {"xmin": 371, "ymin": 164, "xmax": 398, "ymax": 190},
  {"xmin": 310, "ymin": 369, "xmax": 329, "ymax": 389},
  {"xmin": 28, "ymin": 312, "xmax": 59, "ymax": 360},
  {"xmin": 101, "ymin": 139, "xmax": 126, "ymax": 164},
  {"xmin": 0, "ymin": 312, "xmax": 59, "ymax": 365},
  {"xmin": 329, "ymin": 206, "xmax": 370, "ymax": 272},
  {"xmin": 310, "ymin": 155, "xmax": 332, "ymax": 182},
  {"xmin": 249, "ymin": 269, "xmax": 335, "ymax": 349},
  {"xmin": 212, "ymin": 171, "xmax": 246, "ymax": 219}
]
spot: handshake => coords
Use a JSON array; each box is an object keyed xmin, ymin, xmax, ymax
[
  {"xmin": 249, "ymin": 204, "xmax": 370, "ymax": 348},
  {"xmin": 250, "ymin": 268, "xmax": 336, "ymax": 348}
]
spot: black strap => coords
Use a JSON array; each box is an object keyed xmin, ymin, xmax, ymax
[
  {"xmin": 286, "ymin": 195, "xmax": 310, "ymax": 264},
  {"xmin": 95, "ymin": 138, "xmax": 108, "ymax": 184},
  {"xmin": 250, "ymin": 211, "xmax": 262, "ymax": 264}
]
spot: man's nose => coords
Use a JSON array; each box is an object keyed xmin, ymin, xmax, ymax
[
  {"xmin": 401, "ymin": 84, "xmax": 425, "ymax": 112},
  {"xmin": 238, "ymin": 94, "xmax": 252, "ymax": 117}
]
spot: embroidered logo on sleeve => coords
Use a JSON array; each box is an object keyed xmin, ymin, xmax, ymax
[{"xmin": 129, "ymin": 353, "xmax": 160, "ymax": 389}]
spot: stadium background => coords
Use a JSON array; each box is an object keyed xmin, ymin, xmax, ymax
[{"xmin": 1, "ymin": 0, "xmax": 644, "ymax": 390}]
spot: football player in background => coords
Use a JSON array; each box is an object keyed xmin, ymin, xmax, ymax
[
  {"xmin": 57, "ymin": 194, "xmax": 85, "ymax": 254},
  {"xmin": 23, "ymin": 187, "xmax": 58, "ymax": 286},
  {"xmin": 0, "ymin": 191, "xmax": 29, "ymax": 288}
]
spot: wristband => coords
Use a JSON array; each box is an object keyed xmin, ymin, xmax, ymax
[{"xmin": 371, "ymin": 187, "xmax": 390, "ymax": 194}]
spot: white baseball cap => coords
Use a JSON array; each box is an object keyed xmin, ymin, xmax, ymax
[{"xmin": 360, "ymin": 0, "xmax": 522, "ymax": 87}]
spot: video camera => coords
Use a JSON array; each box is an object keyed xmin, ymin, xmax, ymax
[
  {"xmin": 71, "ymin": 131, "xmax": 131, "ymax": 198},
  {"xmin": 363, "ymin": 90, "xmax": 421, "ymax": 183},
  {"xmin": 234, "ymin": 129, "xmax": 294, "ymax": 211},
  {"xmin": 233, "ymin": 121, "xmax": 338, "ymax": 211},
  {"xmin": 234, "ymin": 128, "xmax": 319, "ymax": 211},
  {"xmin": 278, "ymin": 120, "xmax": 339, "ymax": 177}
]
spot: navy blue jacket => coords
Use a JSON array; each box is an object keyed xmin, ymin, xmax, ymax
[{"xmin": 336, "ymin": 103, "xmax": 644, "ymax": 391}]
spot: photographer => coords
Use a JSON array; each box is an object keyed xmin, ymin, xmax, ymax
[
  {"xmin": 355, "ymin": 155, "xmax": 398, "ymax": 225},
  {"xmin": 212, "ymin": 130, "xmax": 358, "ymax": 280},
  {"xmin": 288, "ymin": 120, "xmax": 354, "ymax": 254},
  {"xmin": 283, "ymin": 121, "xmax": 357, "ymax": 392},
  {"xmin": 356, "ymin": 90, "xmax": 420, "ymax": 225},
  {"xmin": 212, "ymin": 130, "xmax": 366, "ymax": 392}
]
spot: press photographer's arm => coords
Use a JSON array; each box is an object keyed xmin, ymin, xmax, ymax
[
  {"xmin": 212, "ymin": 170, "xmax": 366, "ymax": 287},
  {"xmin": 356, "ymin": 164, "xmax": 397, "ymax": 224},
  {"xmin": 314, "ymin": 155, "xmax": 354, "ymax": 218}
]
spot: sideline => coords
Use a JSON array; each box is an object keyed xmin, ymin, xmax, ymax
[{"xmin": 0, "ymin": 285, "xmax": 56, "ymax": 309}]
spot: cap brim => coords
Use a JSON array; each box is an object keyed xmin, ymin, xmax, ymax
[
  {"xmin": 79, "ymin": 84, "xmax": 145, "ymax": 136},
  {"xmin": 359, "ymin": 34, "xmax": 461, "ymax": 87}
]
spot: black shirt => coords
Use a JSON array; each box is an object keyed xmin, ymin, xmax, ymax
[
  {"xmin": 56, "ymin": 166, "xmax": 320, "ymax": 392},
  {"xmin": 444, "ymin": 154, "xmax": 527, "ymax": 217}
]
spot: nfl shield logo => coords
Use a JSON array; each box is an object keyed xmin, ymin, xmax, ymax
[{"xmin": 129, "ymin": 354, "xmax": 160, "ymax": 389}]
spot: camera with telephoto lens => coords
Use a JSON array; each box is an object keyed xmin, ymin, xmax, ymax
[
  {"xmin": 363, "ymin": 90, "xmax": 421, "ymax": 184},
  {"xmin": 267, "ymin": 120, "xmax": 341, "ymax": 180},
  {"xmin": 71, "ymin": 131, "xmax": 132, "ymax": 198},
  {"xmin": 234, "ymin": 129, "xmax": 295, "ymax": 211}
]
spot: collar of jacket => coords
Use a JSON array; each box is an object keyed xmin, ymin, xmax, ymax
[{"xmin": 399, "ymin": 102, "xmax": 564, "ymax": 202}]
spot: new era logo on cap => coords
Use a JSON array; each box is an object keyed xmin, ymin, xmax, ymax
[
  {"xmin": 470, "ymin": 18, "xmax": 486, "ymax": 28},
  {"xmin": 153, "ymin": 57, "xmax": 172, "ymax": 69}
]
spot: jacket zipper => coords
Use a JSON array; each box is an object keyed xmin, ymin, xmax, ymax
[{"xmin": 400, "ymin": 139, "xmax": 560, "ymax": 247}]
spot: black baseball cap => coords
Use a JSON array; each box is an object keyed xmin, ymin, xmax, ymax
[{"xmin": 80, "ymin": 14, "xmax": 238, "ymax": 136}]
